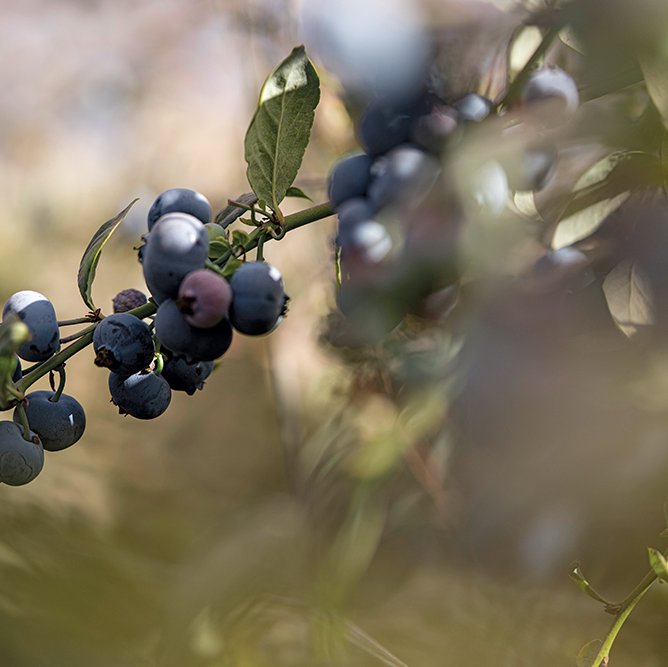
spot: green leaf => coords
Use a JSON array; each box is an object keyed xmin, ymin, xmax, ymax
[
  {"xmin": 77, "ymin": 199, "xmax": 138, "ymax": 310},
  {"xmin": 244, "ymin": 45, "xmax": 320, "ymax": 215},
  {"xmin": 639, "ymin": 50, "xmax": 668, "ymax": 129},
  {"xmin": 230, "ymin": 230, "xmax": 251, "ymax": 247},
  {"xmin": 0, "ymin": 315, "xmax": 30, "ymax": 409},
  {"xmin": 661, "ymin": 131, "xmax": 668, "ymax": 197},
  {"xmin": 286, "ymin": 186, "xmax": 312, "ymax": 201},
  {"xmin": 569, "ymin": 563, "xmax": 612, "ymax": 605},
  {"xmin": 602, "ymin": 260, "xmax": 654, "ymax": 338},
  {"xmin": 208, "ymin": 239, "xmax": 231, "ymax": 260},
  {"xmin": 221, "ymin": 256, "xmax": 243, "ymax": 278},
  {"xmin": 576, "ymin": 639, "xmax": 603, "ymax": 667},
  {"xmin": 648, "ymin": 547, "xmax": 668, "ymax": 581},
  {"xmin": 214, "ymin": 193, "xmax": 259, "ymax": 228},
  {"xmin": 552, "ymin": 192, "xmax": 629, "ymax": 250}
]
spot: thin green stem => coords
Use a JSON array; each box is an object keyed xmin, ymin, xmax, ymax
[
  {"xmin": 51, "ymin": 367, "xmax": 66, "ymax": 401},
  {"xmin": 588, "ymin": 579, "xmax": 656, "ymax": 667},
  {"xmin": 58, "ymin": 315, "xmax": 100, "ymax": 327},
  {"xmin": 214, "ymin": 201, "xmax": 334, "ymax": 267},
  {"xmin": 585, "ymin": 549, "xmax": 668, "ymax": 667},
  {"xmin": 60, "ymin": 323, "xmax": 97, "ymax": 344},
  {"xmin": 14, "ymin": 403, "xmax": 31, "ymax": 441},
  {"xmin": 256, "ymin": 233, "xmax": 266, "ymax": 261}
]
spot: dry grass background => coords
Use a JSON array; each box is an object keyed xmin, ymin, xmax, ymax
[{"xmin": 0, "ymin": 1, "xmax": 667, "ymax": 665}]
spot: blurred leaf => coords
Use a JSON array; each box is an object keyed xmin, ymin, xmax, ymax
[
  {"xmin": 602, "ymin": 260, "xmax": 654, "ymax": 338},
  {"xmin": 560, "ymin": 27, "xmax": 586, "ymax": 55},
  {"xmin": 0, "ymin": 315, "xmax": 29, "ymax": 408},
  {"xmin": 552, "ymin": 192, "xmax": 629, "ymax": 249},
  {"xmin": 573, "ymin": 153, "xmax": 627, "ymax": 192},
  {"xmin": 77, "ymin": 199, "xmax": 138, "ymax": 310},
  {"xmin": 214, "ymin": 193, "xmax": 259, "ymax": 228},
  {"xmin": 509, "ymin": 26, "xmax": 542, "ymax": 77},
  {"xmin": 661, "ymin": 131, "xmax": 668, "ymax": 197},
  {"xmin": 639, "ymin": 51, "xmax": 668, "ymax": 128},
  {"xmin": 285, "ymin": 186, "xmax": 312, "ymax": 201},
  {"xmin": 221, "ymin": 256, "xmax": 243, "ymax": 278},
  {"xmin": 648, "ymin": 547, "xmax": 668, "ymax": 581},
  {"xmin": 513, "ymin": 190, "xmax": 539, "ymax": 218},
  {"xmin": 345, "ymin": 621, "xmax": 409, "ymax": 667},
  {"xmin": 577, "ymin": 639, "xmax": 603, "ymax": 667},
  {"xmin": 245, "ymin": 46, "xmax": 320, "ymax": 215}
]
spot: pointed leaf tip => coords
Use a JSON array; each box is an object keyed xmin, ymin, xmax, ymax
[
  {"xmin": 77, "ymin": 199, "xmax": 139, "ymax": 311},
  {"xmin": 244, "ymin": 45, "xmax": 320, "ymax": 216}
]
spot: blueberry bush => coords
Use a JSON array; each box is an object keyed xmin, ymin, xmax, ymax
[{"xmin": 2, "ymin": 0, "xmax": 668, "ymax": 664}]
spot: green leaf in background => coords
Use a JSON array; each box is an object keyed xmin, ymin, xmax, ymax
[
  {"xmin": 244, "ymin": 46, "xmax": 320, "ymax": 217},
  {"xmin": 77, "ymin": 199, "xmax": 138, "ymax": 311},
  {"xmin": 552, "ymin": 192, "xmax": 629, "ymax": 250},
  {"xmin": 602, "ymin": 260, "xmax": 654, "ymax": 338},
  {"xmin": 576, "ymin": 639, "xmax": 603, "ymax": 667},
  {"xmin": 221, "ymin": 256, "xmax": 243, "ymax": 278},
  {"xmin": 639, "ymin": 50, "xmax": 668, "ymax": 129},
  {"xmin": 285, "ymin": 186, "xmax": 312, "ymax": 201},
  {"xmin": 648, "ymin": 547, "xmax": 668, "ymax": 581}
]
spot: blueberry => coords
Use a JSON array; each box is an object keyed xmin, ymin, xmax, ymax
[
  {"xmin": 410, "ymin": 106, "xmax": 458, "ymax": 154},
  {"xmin": 336, "ymin": 198, "xmax": 377, "ymax": 247},
  {"xmin": 229, "ymin": 262, "xmax": 289, "ymax": 336},
  {"xmin": 147, "ymin": 188, "xmax": 212, "ymax": 231},
  {"xmin": 327, "ymin": 153, "xmax": 374, "ymax": 210},
  {"xmin": 142, "ymin": 213, "xmax": 209, "ymax": 303},
  {"xmin": 2, "ymin": 290, "xmax": 60, "ymax": 362},
  {"xmin": 0, "ymin": 421, "xmax": 44, "ymax": 486},
  {"xmin": 453, "ymin": 93, "xmax": 492, "ymax": 123},
  {"xmin": 521, "ymin": 67, "xmax": 579, "ymax": 115},
  {"xmin": 112, "ymin": 288, "xmax": 148, "ymax": 313},
  {"xmin": 14, "ymin": 391, "xmax": 86, "ymax": 452},
  {"xmin": 357, "ymin": 94, "xmax": 430, "ymax": 156},
  {"xmin": 109, "ymin": 370, "xmax": 172, "ymax": 420},
  {"xmin": 367, "ymin": 145, "xmax": 440, "ymax": 211},
  {"xmin": 161, "ymin": 353, "xmax": 214, "ymax": 395},
  {"xmin": 155, "ymin": 299, "xmax": 233, "ymax": 362},
  {"xmin": 93, "ymin": 313, "xmax": 155, "ymax": 376},
  {"xmin": 177, "ymin": 269, "xmax": 233, "ymax": 329}
]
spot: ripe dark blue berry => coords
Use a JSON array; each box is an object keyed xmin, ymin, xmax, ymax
[
  {"xmin": 327, "ymin": 153, "xmax": 374, "ymax": 210},
  {"xmin": 161, "ymin": 354, "xmax": 214, "ymax": 395},
  {"xmin": 336, "ymin": 198, "xmax": 377, "ymax": 247},
  {"xmin": 93, "ymin": 313, "xmax": 155, "ymax": 376},
  {"xmin": 0, "ymin": 421, "xmax": 44, "ymax": 486},
  {"xmin": 367, "ymin": 145, "xmax": 440, "ymax": 211},
  {"xmin": 109, "ymin": 371, "xmax": 172, "ymax": 420},
  {"xmin": 2, "ymin": 290, "xmax": 60, "ymax": 362},
  {"xmin": 12, "ymin": 356, "xmax": 22, "ymax": 383},
  {"xmin": 142, "ymin": 213, "xmax": 209, "ymax": 303},
  {"xmin": 147, "ymin": 188, "xmax": 212, "ymax": 231},
  {"xmin": 155, "ymin": 299, "xmax": 233, "ymax": 362},
  {"xmin": 14, "ymin": 391, "xmax": 86, "ymax": 452},
  {"xmin": 357, "ymin": 95, "xmax": 429, "ymax": 156},
  {"xmin": 229, "ymin": 261, "xmax": 288, "ymax": 336}
]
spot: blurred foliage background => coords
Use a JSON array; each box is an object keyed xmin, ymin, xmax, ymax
[{"xmin": 2, "ymin": 0, "xmax": 668, "ymax": 665}]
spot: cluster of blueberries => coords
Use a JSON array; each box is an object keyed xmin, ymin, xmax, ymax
[
  {"xmin": 327, "ymin": 66, "xmax": 580, "ymax": 338},
  {"xmin": 0, "ymin": 188, "xmax": 289, "ymax": 485}
]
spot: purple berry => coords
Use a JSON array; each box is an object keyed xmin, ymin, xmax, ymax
[{"xmin": 177, "ymin": 269, "xmax": 233, "ymax": 329}]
